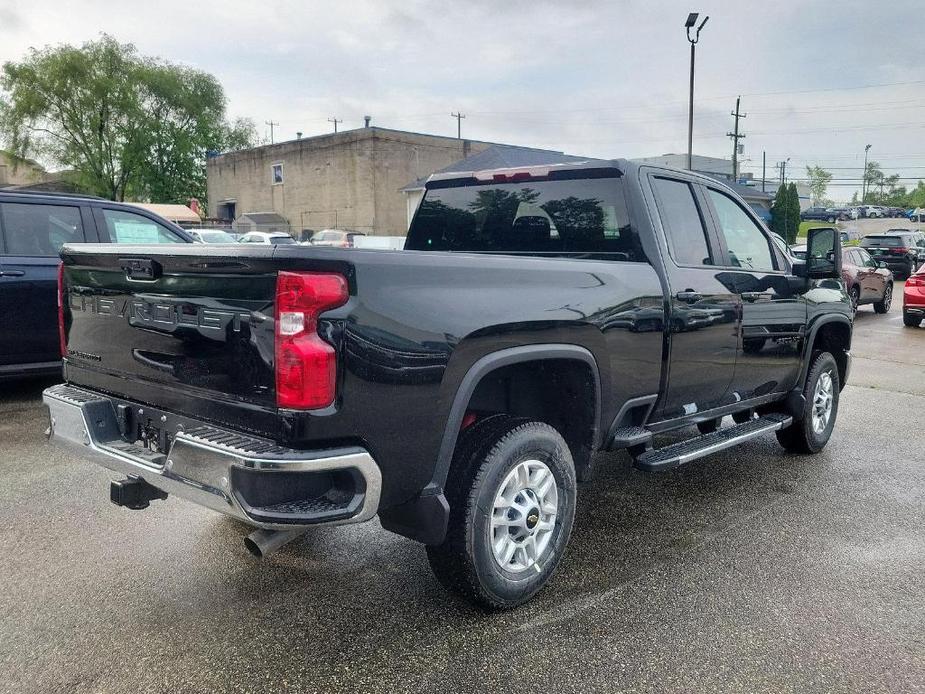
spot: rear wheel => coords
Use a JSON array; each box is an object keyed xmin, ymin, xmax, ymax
[
  {"xmin": 426, "ymin": 415, "xmax": 577, "ymax": 609},
  {"xmin": 873, "ymin": 283, "xmax": 892, "ymax": 313},
  {"xmin": 904, "ymin": 311, "xmax": 921, "ymax": 327},
  {"xmin": 777, "ymin": 351, "xmax": 840, "ymax": 454}
]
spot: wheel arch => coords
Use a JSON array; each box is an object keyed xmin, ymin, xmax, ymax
[
  {"xmin": 801, "ymin": 315, "xmax": 852, "ymax": 390},
  {"xmin": 430, "ymin": 345, "xmax": 602, "ymax": 493}
]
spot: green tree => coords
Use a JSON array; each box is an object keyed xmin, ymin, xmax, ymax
[
  {"xmin": 771, "ymin": 184, "xmax": 794, "ymax": 242},
  {"xmin": 806, "ymin": 165, "xmax": 832, "ymax": 206},
  {"xmin": 0, "ymin": 35, "xmax": 251, "ymax": 204},
  {"xmin": 787, "ymin": 182, "xmax": 801, "ymax": 244},
  {"xmin": 862, "ymin": 161, "xmax": 884, "ymax": 204}
]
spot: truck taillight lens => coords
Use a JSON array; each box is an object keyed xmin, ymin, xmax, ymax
[
  {"xmin": 275, "ymin": 271, "xmax": 348, "ymax": 409},
  {"xmin": 57, "ymin": 262, "xmax": 67, "ymax": 358}
]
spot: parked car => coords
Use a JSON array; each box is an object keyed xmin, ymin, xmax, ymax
[
  {"xmin": 0, "ymin": 190, "xmax": 193, "ymax": 380},
  {"xmin": 859, "ymin": 205, "xmax": 884, "ymax": 218},
  {"xmin": 186, "ymin": 229, "xmax": 239, "ymax": 244},
  {"xmin": 859, "ymin": 230, "xmax": 925, "ymax": 278},
  {"xmin": 46, "ymin": 160, "xmax": 851, "ymax": 609},
  {"xmin": 800, "ymin": 206, "xmax": 840, "ymax": 223},
  {"xmin": 309, "ymin": 229, "xmax": 366, "ymax": 248},
  {"xmin": 887, "ymin": 206, "xmax": 906, "ymax": 218},
  {"xmin": 845, "ymin": 207, "xmax": 861, "ymax": 220},
  {"xmin": 903, "ymin": 264, "xmax": 925, "ymax": 327},
  {"xmin": 238, "ymin": 231, "xmax": 297, "ymax": 245},
  {"xmin": 910, "ymin": 208, "xmax": 925, "ymax": 223},
  {"xmin": 842, "ymin": 247, "xmax": 893, "ymax": 313}
]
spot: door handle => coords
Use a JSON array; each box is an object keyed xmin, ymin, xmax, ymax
[
  {"xmin": 0, "ymin": 269, "xmax": 25, "ymax": 277},
  {"xmin": 741, "ymin": 291, "xmax": 772, "ymax": 302},
  {"xmin": 675, "ymin": 290, "xmax": 702, "ymax": 303}
]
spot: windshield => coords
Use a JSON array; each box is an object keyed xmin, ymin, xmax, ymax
[
  {"xmin": 405, "ymin": 175, "xmax": 646, "ymax": 261},
  {"xmin": 861, "ymin": 236, "xmax": 904, "ymax": 247}
]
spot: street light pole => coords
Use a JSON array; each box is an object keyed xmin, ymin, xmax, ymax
[
  {"xmin": 685, "ymin": 12, "xmax": 709, "ymax": 171},
  {"xmin": 862, "ymin": 143, "xmax": 872, "ymax": 203}
]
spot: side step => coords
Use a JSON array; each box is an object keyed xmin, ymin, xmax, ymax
[{"xmin": 633, "ymin": 413, "xmax": 792, "ymax": 472}]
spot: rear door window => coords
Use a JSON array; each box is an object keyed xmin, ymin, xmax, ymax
[
  {"xmin": 651, "ymin": 177, "xmax": 713, "ymax": 266},
  {"xmin": 0, "ymin": 202, "xmax": 85, "ymax": 256},
  {"xmin": 99, "ymin": 208, "xmax": 185, "ymax": 243}
]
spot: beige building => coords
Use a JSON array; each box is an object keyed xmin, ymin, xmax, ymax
[
  {"xmin": 206, "ymin": 127, "xmax": 500, "ymax": 237},
  {"xmin": 0, "ymin": 151, "xmax": 47, "ymax": 187}
]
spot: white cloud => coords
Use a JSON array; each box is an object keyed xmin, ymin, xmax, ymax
[{"xmin": 3, "ymin": 0, "xmax": 925, "ymax": 199}]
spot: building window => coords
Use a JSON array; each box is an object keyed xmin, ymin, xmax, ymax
[{"xmin": 271, "ymin": 163, "xmax": 284, "ymax": 185}]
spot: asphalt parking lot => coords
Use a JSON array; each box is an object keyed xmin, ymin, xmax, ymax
[{"xmin": 1, "ymin": 292, "xmax": 923, "ymax": 693}]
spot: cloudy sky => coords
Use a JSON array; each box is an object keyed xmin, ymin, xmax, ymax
[{"xmin": 2, "ymin": 0, "xmax": 924, "ymax": 200}]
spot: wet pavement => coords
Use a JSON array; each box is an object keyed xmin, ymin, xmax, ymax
[{"xmin": 1, "ymin": 299, "xmax": 923, "ymax": 693}]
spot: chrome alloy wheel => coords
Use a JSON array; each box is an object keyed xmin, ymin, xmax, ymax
[
  {"xmin": 489, "ymin": 459, "xmax": 558, "ymax": 573},
  {"xmin": 882, "ymin": 284, "xmax": 893, "ymax": 310},
  {"xmin": 812, "ymin": 370, "xmax": 835, "ymax": 435}
]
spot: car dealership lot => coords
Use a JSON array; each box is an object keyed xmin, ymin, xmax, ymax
[{"xmin": 1, "ymin": 301, "xmax": 923, "ymax": 693}]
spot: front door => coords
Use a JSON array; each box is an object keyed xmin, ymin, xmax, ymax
[
  {"xmin": 701, "ymin": 187, "xmax": 807, "ymax": 400},
  {"xmin": 649, "ymin": 175, "xmax": 741, "ymax": 420}
]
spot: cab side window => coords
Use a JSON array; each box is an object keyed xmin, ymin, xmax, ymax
[
  {"xmin": 100, "ymin": 208, "xmax": 184, "ymax": 243},
  {"xmin": 707, "ymin": 189, "xmax": 776, "ymax": 272},
  {"xmin": 652, "ymin": 177, "xmax": 713, "ymax": 266},
  {"xmin": 0, "ymin": 202, "xmax": 85, "ymax": 256}
]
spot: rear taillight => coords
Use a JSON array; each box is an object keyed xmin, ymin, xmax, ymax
[
  {"xmin": 907, "ymin": 274, "xmax": 925, "ymax": 288},
  {"xmin": 275, "ymin": 271, "xmax": 348, "ymax": 409},
  {"xmin": 57, "ymin": 262, "xmax": 67, "ymax": 358},
  {"xmin": 893, "ymin": 247, "xmax": 909, "ymax": 255}
]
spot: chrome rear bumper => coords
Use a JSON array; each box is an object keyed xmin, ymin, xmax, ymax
[{"xmin": 43, "ymin": 384, "xmax": 381, "ymax": 529}]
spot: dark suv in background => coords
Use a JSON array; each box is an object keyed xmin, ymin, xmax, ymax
[
  {"xmin": 859, "ymin": 230, "xmax": 925, "ymax": 279},
  {"xmin": 0, "ymin": 190, "xmax": 193, "ymax": 378}
]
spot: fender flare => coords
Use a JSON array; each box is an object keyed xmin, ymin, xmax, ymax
[
  {"xmin": 797, "ymin": 313, "xmax": 852, "ymax": 386},
  {"xmin": 428, "ymin": 344, "xmax": 602, "ymax": 493}
]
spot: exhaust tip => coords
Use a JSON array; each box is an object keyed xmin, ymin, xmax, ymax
[{"xmin": 243, "ymin": 535, "xmax": 264, "ymax": 558}]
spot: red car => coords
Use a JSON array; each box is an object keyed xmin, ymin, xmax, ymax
[
  {"xmin": 903, "ymin": 264, "xmax": 925, "ymax": 327},
  {"xmin": 842, "ymin": 247, "xmax": 893, "ymax": 313}
]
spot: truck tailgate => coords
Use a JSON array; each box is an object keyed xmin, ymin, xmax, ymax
[{"xmin": 59, "ymin": 244, "xmax": 348, "ymax": 436}]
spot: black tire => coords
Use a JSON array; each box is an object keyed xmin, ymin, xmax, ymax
[
  {"xmin": 904, "ymin": 311, "xmax": 921, "ymax": 327},
  {"xmin": 848, "ymin": 285, "xmax": 860, "ymax": 312},
  {"xmin": 873, "ymin": 283, "xmax": 892, "ymax": 314},
  {"xmin": 426, "ymin": 415, "xmax": 577, "ymax": 610},
  {"xmin": 776, "ymin": 351, "xmax": 840, "ymax": 454},
  {"xmin": 697, "ymin": 418, "xmax": 721, "ymax": 434}
]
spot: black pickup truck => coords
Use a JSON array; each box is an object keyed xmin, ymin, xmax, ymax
[{"xmin": 45, "ymin": 160, "xmax": 852, "ymax": 609}]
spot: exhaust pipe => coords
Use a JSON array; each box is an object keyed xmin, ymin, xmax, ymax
[{"xmin": 244, "ymin": 527, "xmax": 308, "ymax": 559}]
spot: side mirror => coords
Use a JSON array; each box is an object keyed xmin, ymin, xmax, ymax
[{"xmin": 806, "ymin": 226, "xmax": 842, "ymax": 279}]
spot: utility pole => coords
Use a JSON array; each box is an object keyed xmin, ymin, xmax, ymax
[
  {"xmin": 328, "ymin": 117, "xmax": 342, "ymax": 133},
  {"xmin": 761, "ymin": 150, "xmax": 766, "ymax": 192},
  {"xmin": 264, "ymin": 120, "xmax": 279, "ymax": 144},
  {"xmin": 727, "ymin": 96, "xmax": 746, "ymax": 182},
  {"xmin": 684, "ymin": 12, "xmax": 709, "ymax": 170},
  {"xmin": 862, "ymin": 143, "xmax": 871, "ymax": 203},
  {"xmin": 451, "ymin": 112, "xmax": 466, "ymax": 139}
]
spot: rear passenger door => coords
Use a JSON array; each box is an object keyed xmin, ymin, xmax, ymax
[
  {"xmin": 648, "ymin": 175, "xmax": 740, "ymax": 420},
  {"xmin": 0, "ymin": 201, "xmax": 92, "ymax": 366}
]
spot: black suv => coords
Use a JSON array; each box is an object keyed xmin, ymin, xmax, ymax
[
  {"xmin": 859, "ymin": 230, "xmax": 925, "ymax": 279},
  {"xmin": 0, "ymin": 190, "xmax": 193, "ymax": 379}
]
